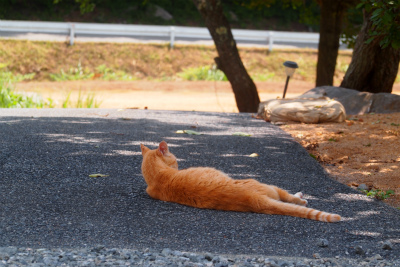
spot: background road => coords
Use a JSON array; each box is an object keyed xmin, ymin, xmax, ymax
[{"xmin": 0, "ymin": 109, "xmax": 398, "ymax": 259}]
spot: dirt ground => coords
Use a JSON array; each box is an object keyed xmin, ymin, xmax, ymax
[{"xmin": 16, "ymin": 80, "xmax": 400, "ymax": 209}]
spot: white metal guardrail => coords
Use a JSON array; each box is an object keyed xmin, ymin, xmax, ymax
[{"xmin": 0, "ymin": 20, "xmax": 320, "ymax": 51}]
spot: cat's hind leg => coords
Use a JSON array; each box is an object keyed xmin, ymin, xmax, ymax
[{"xmin": 272, "ymin": 186, "xmax": 308, "ymax": 206}]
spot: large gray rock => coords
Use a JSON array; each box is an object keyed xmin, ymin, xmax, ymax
[
  {"xmin": 257, "ymin": 97, "xmax": 346, "ymax": 123},
  {"xmin": 301, "ymin": 86, "xmax": 400, "ymax": 115}
]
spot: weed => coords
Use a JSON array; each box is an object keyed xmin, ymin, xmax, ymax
[
  {"xmin": 0, "ymin": 63, "xmax": 36, "ymax": 82},
  {"xmin": 95, "ymin": 65, "xmax": 137, "ymax": 81},
  {"xmin": 177, "ymin": 65, "xmax": 227, "ymax": 81},
  {"xmin": 361, "ymin": 189, "xmax": 395, "ymax": 200},
  {"xmin": 49, "ymin": 61, "xmax": 93, "ymax": 81},
  {"xmin": 0, "ymin": 81, "xmax": 49, "ymax": 108},
  {"xmin": 61, "ymin": 90, "xmax": 102, "ymax": 108},
  {"xmin": 309, "ymin": 153, "xmax": 317, "ymax": 159},
  {"xmin": 251, "ymin": 72, "xmax": 275, "ymax": 81},
  {"xmin": 62, "ymin": 92, "xmax": 72, "ymax": 108}
]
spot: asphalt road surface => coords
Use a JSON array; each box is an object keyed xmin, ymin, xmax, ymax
[{"xmin": 0, "ymin": 109, "xmax": 398, "ymax": 260}]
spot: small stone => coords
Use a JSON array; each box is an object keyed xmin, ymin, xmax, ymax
[
  {"xmin": 374, "ymin": 254, "xmax": 383, "ymax": 260},
  {"xmin": 215, "ymin": 262, "xmax": 229, "ymax": 267},
  {"xmin": 212, "ymin": 256, "xmax": 220, "ymax": 263},
  {"xmin": 179, "ymin": 256, "xmax": 190, "ymax": 262},
  {"xmin": 0, "ymin": 246, "xmax": 18, "ymax": 260},
  {"xmin": 355, "ymin": 245, "xmax": 365, "ymax": 255},
  {"xmin": 264, "ymin": 258, "xmax": 275, "ymax": 264},
  {"xmin": 313, "ymin": 253, "xmax": 321, "ymax": 259},
  {"xmin": 91, "ymin": 246, "xmax": 105, "ymax": 253},
  {"xmin": 204, "ymin": 253, "xmax": 213, "ymax": 261},
  {"xmin": 277, "ymin": 260, "xmax": 290, "ymax": 266},
  {"xmin": 172, "ymin": 250, "xmax": 183, "ymax": 257},
  {"xmin": 382, "ymin": 241, "xmax": 393, "ymax": 250},
  {"xmin": 161, "ymin": 248, "xmax": 172, "ymax": 256},
  {"xmin": 317, "ymin": 238, "xmax": 329, "ymax": 247}
]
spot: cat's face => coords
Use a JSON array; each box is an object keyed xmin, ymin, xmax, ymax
[{"xmin": 140, "ymin": 141, "xmax": 178, "ymax": 169}]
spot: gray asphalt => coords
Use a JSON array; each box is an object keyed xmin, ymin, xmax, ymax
[{"xmin": 0, "ymin": 109, "xmax": 398, "ymax": 260}]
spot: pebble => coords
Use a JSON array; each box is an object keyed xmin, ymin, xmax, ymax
[
  {"xmin": 355, "ymin": 245, "xmax": 366, "ymax": 256},
  {"xmin": 382, "ymin": 241, "xmax": 394, "ymax": 250},
  {"xmin": 317, "ymin": 239, "xmax": 329, "ymax": 248},
  {"xmin": 0, "ymin": 246, "xmax": 398, "ymax": 267}
]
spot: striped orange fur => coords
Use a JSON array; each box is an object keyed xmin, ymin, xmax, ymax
[{"xmin": 140, "ymin": 141, "xmax": 341, "ymax": 223}]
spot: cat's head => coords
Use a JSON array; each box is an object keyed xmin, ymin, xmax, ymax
[{"xmin": 140, "ymin": 141, "xmax": 178, "ymax": 169}]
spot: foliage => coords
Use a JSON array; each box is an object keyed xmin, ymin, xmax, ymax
[
  {"xmin": 49, "ymin": 62, "xmax": 136, "ymax": 81},
  {"xmin": 49, "ymin": 61, "xmax": 93, "ymax": 81},
  {"xmin": 95, "ymin": 65, "xmax": 137, "ymax": 81},
  {"xmin": 0, "ymin": 81, "xmax": 52, "ymax": 108},
  {"xmin": 61, "ymin": 90, "xmax": 102, "ymax": 108},
  {"xmin": 0, "ymin": 63, "xmax": 36, "ymax": 82},
  {"xmin": 0, "ymin": 65, "xmax": 47, "ymax": 108},
  {"xmin": 177, "ymin": 65, "xmax": 228, "ymax": 81},
  {"xmin": 235, "ymin": 0, "xmax": 320, "ymax": 30},
  {"xmin": 361, "ymin": 189, "xmax": 395, "ymax": 200},
  {"xmin": 0, "ymin": 0, "xmax": 319, "ymax": 30},
  {"xmin": 358, "ymin": 0, "xmax": 400, "ymax": 49}
]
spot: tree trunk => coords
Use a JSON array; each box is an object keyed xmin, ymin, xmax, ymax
[
  {"xmin": 315, "ymin": 0, "xmax": 347, "ymax": 87},
  {"xmin": 341, "ymin": 10, "xmax": 400, "ymax": 93},
  {"xmin": 192, "ymin": 0, "xmax": 260, "ymax": 112}
]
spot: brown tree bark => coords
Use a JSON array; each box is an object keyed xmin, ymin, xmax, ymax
[
  {"xmin": 316, "ymin": 0, "xmax": 351, "ymax": 87},
  {"xmin": 341, "ymin": 11, "xmax": 400, "ymax": 93},
  {"xmin": 192, "ymin": 0, "xmax": 260, "ymax": 112}
]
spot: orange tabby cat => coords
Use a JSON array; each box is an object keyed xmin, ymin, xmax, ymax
[{"xmin": 140, "ymin": 141, "xmax": 341, "ymax": 223}]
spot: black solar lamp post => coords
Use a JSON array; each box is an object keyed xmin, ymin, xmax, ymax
[{"xmin": 282, "ymin": 61, "xmax": 299, "ymax": 99}]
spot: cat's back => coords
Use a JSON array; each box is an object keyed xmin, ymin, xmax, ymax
[{"xmin": 170, "ymin": 166, "xmax": 232, "ymax": 190}]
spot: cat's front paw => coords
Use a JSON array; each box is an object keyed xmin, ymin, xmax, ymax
[{"xmin": 295, "ymin": 192, "xmax": 308, "ymax": 206}]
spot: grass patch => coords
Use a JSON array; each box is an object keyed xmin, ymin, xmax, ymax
[
  {"xmin": 61, "ymin": 90, "xmax": 102, "ymax": 108},
  {"xmin": 0, "ymin": 66, "xmax": 102, "ymax": 108},
  {"xmin": 0, "ymin": 81, "xmax": 53, "ymax": 108},
  {"xmin": 0, "ymin": 40, "xmax": 357, "ymax": 84},
  {"xmin": 361, "ymin": 189, "xmax": 395, "ymax": 201},
  {"xmin": 0, "ymin": 63, "xmax": 36, "ymax": 82},
  {"xmin": 177, "ymin": 65, "xmax": 227, "ymax": 81},
  {"xmin": 49, "ymin": 62, "xmax": 137, "ymax": 81}
]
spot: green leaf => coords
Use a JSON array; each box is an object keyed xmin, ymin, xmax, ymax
[
  {"xmin": 232, "ymin": 132, "xmax": 251, "ymax": 137},
  {"xmin": 365, "ymin": 37, "xmax": 375, "ymax": 44},
  {"xmin": 176, "ymin": 130, "xmax": 203, "ymax": 135},
  {"xmin": 371, "ymin": 8, "xmax": 383, "ymax": 19},
  {"xmin": 356, "ymin": 3, "xmax": 365, "ymax": 9},
  {"xmin": 89, "ymin": 173, "xmax": 109, "ymax": 178},
  {"xmin": 184, "ymin": 130, "xmax": 203, "ymax": 135}
]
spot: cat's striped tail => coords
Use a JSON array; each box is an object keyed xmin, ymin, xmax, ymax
[{"xmin": 262, "ymin": 199, "xmax": 341, "ymax": 223}]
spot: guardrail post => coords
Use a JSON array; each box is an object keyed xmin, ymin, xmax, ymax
[
  {"xmin": 69, "ymin": 23, "xmax": 75, "ymax": 46},
  {"xmin": 268, "ymin": 31, "xmax": 273, "ymax": 52},
  {"xmin": 169, "ymin": 26, "xmax": 175, "ymax": 49}
]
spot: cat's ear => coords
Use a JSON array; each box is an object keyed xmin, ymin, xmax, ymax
[
  {"xmin": 140, "ymin": 144, "xmax": 150, "ymax": 155},
  {"xmin": 157, "ymin": 141, "xmax": 169, "ymax": 156}
]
